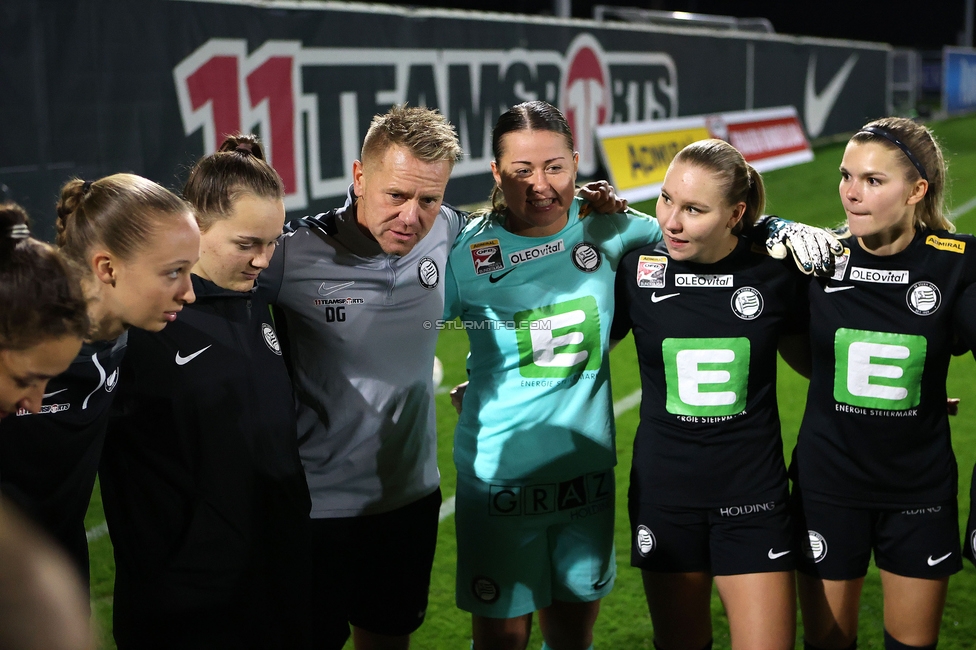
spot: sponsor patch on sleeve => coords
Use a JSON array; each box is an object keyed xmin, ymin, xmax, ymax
[
  {"xmin": 832, "ymin": 247, "xmax": 851, "ymax": 280},
  {"xmin": 637, "ymin": 255, "xmax": 668, "ymax": 288},
  {"xmin": 470, "ymin": 239, "xmax": 504, "ymax": 275},
  {"xmin": 925, "ymin": 235, "xmax": 965, "ymax": 254}
]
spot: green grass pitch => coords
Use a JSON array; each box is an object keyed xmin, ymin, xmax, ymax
[{"xmin": 85, "ymin": 114, "xmax": 976, "ymax": 648}]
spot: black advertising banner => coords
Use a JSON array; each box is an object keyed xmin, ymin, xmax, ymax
[{"xmin": 1, "ymin": 0, "xmax": 890, "ymax": 238}]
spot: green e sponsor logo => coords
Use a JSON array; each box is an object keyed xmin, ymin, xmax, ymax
[
  {"xmin": 515, "ymin": 296, "xmax": 601, "ymax": 378},
  {"xmin": 662, "ymin": 338, "xmax": 750, "ymax": 416},
  {"xmin": 833, "ymin": 328, "xmax": 926, "ymax": 410}
]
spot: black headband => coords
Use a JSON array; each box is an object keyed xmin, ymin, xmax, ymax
[{"xmin": 857, "ymin": 125, "xmax": 928, "ymax": 181}]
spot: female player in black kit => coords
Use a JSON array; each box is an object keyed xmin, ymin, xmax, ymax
[
  {"xmin": 100, "ymin": 135, "xmax": 311, "ymax": 649},
  {"xmin": 787, "ymin": 118, "xmax": 976, "ymax": 650},
  {"xmin": 0, "ymin": 202, "xmax": 88, "ymax": 419},
  {"xmin": 612, "ymin": 140, "xmax": 808, "ymax": 650},
  {"xmin": 0, "ymin": 202, "xmax": 112, "ymax": 650},
  {"xmin": 0, "ymin": 175, "xmax": 200, "ymax": 589}
]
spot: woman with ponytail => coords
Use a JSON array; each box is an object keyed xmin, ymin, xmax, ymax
[
  {"xmin": 443, "ymin": 97, "xmax": 840, "ymax": 648},
  {"xmin": 788, "ymin": 117, "xmax": 976, "ymax": 650},
  {"xmin": 0, "ymin": 202, "xmax": 87, "ymax": 419},
  {"xmin": 100, "ymin": 135, "xmax": 310, "ymax": 649},
  {"xmin": 612, "ymin": 139, "xmax": 803, "ymax": 650},
  {"xmin": 0, "ymin": 176, "xmax": 199, "ymax": 591}
]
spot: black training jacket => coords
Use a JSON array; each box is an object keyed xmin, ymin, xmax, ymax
[
  {"xmin": 0, "ymin": 333, "xmax": 126, "ymax": 589},
  {"xmin": 101, "ymin": 274, "xmax": 311, "ymax": 650}
]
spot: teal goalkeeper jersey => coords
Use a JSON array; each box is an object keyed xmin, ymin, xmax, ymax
[{"xmin": 444, "ymin": 198, "xmax": 662, "ymax": 480}]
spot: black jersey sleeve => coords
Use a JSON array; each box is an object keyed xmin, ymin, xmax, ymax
[
  {"xmin": 611, "ymin": 250, "xmax": 635, "ymax": 340},
  {"xmin": 780, "ymin": 265, "xmax": 811, "ymax": 336}
]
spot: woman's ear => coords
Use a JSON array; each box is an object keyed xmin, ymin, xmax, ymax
[
  {"xmin": 91, "ymin": 251, "xmax": 117, "ymax": 288},
  {"xmin": 490, "ymin": 160, "xmax": 502, "ymax": 188},
  {"xmin": 727, "ymin": 202, "xmax": 747, "ymax": 230},
  {"xmin": 906, "ymin": 178, "xmax": 928, "ymax": 206}
]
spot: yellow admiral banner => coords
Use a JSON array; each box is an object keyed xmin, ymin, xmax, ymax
[
  {"xmin": 600, "ymin": 127, "xmax": 710, "ymax": 192},
  {"xmin": 596, "ymin": 106, "xmax": 812, "ymax": 202}
]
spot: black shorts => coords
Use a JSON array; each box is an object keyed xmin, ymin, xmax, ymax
[
  {"xmin": 308, "ymin": 489, "xmax": 441, "ymax": 648},
  {"xmin": 628, "ymin": 490, "xmax": 794, "ymax": 575},
  {"xmin": 792, "ymin": 489, "xmax": 962, "ymax": 580}
]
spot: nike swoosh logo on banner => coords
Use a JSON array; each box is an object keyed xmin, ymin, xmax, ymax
[
  {"xmin": 43, "ymin": 388, "xmax": 67, "ymax": 398},
  {"xmin": 489, "ymin": 269, "xmax": 515, "ymax": 283},
  {"xmin": 175, "ymin": 345, "xmax": 212, "ymax": 366},
  {"xmin": 927, "ymin": 552, "xmax": 952, "ymax": 566},
  {"xmin": 824, "ymin": 285, "xmax": 854, "ymax": 294},
  {"xmin": 318, "ymin": 281, "xmax": 355, "ymax": 296},
  {"xmin": 768, "ymin": 549, "xmax": 791, "ymax": 560},
  {"xmin": 650, "ymin": 292, "xmax": 679, "ymax": 303},
  {"xmin": 804, "ymin": 53, "xmax": 859, "ymax": 138}
]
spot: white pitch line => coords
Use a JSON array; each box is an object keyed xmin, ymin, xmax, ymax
[
  {"xmin": 436, "ymin": 388, "xmax": 643, "ymax": 523},
  {"xmin": 613, "ymin": 389, "xmax": 642, "ymax": 418},
  {"xmin": 86, "ymin": 521, "xmax": 108, "ymax": 542},
  {"xmin": 949, "ymin": 195, "xmax": 976, "ymax": 222},
  {"xmin": 438, "ymin": 495, "xmax": 456, "ymax": 522}
]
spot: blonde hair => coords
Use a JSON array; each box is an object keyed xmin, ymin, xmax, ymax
[
  {"xmin": 56, "ymin": 173, "xmax": 191, "ymax": 271},
  {"xmin": 850, "ymin": 117, "xmax": 950, "ymax": 231},
  {"xmin": 673, "ymin": 139, "xmax": 765, "ymax": 234},
  {"xmin": 361, "ymin": 105, "xmax": 462, "ymax": 168}
]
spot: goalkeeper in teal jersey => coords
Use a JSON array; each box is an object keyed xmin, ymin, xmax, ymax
[
  {"xmin": 443, "ymin": 101, "xmax": 841, "ymax": 650},
  {"xmin": 442, "ymin": 102, "xmax": 654, "ymax": 649}
]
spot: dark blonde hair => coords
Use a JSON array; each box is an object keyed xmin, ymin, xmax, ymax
[
  {"xmin": 673, "ymin": 139, "xmax": 765, "ymax": 234},
  {"xmin": 850, "ymin": 117, "xmax": 950, "ymax": 231},
  {"xmin": 183, "ymin": 134, "xmax": 285, "ymax": 232},
  {"xmin": 361, "ymin": 105, "xmax": 462, "ymax": 169},
  {"xmin": 55, "ymin": 173, "xmax": 191, "ymax": 272},
  {"xmin": 488, "ymin": 101, "xmax": 575, "ymax": 215},
  {"xmin": 0, "ymin": 203, "xmax": 88, "ymax": 349}
]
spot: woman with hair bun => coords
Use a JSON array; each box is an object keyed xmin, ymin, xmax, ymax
[
  {"xmin": 100, "ymin": 134, "xmax": 310, "ymax": 649},
  {"xmin": 788, "ymin": 117, "xmax": 976, "ymax": 650},
  {"xmin": 0, "ymin": 175, "xmax": 199, "ymax": 591},
  {"xmin": 0, "ymin": 202, "xmax": 88, "ymax": 419}
]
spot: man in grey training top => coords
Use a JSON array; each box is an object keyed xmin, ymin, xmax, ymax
[{"xmin": 258, "ymin": 105, "xmax": 463, "ymax": 650}]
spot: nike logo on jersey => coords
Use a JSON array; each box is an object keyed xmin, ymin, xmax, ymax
[
  {"xmin": 489, "ymin": 269, "xmax": 515, "ymax": 283},
  {"xmin": 593, "ymin": 577, "xmax": 612, "ymax": 590},
  {"xmin": 318, "ymin": 281, "xmax": 355, "ymax": 296},
  {"xmin": 927, "ymin": 552, "xmax": 952, "ymax": 566},
  {"xmin": 768, "ymin": 549, "xmax": 791, "ymax": 560},
  {"xmin": 823, "ymin": 285, "xmax": 854, "ymax": 294},
  {"xmin": 43, "ymin": 388, "xmax": 67, "ymax": 398},
  {"xmin": 650, "ymin": 292, "xmax": 680, "ymax": 303},
  {"xmin": 175, "ymin": 345, "xmax": 212, "ymax": 366}
]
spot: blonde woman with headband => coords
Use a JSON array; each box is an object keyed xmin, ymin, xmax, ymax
[{"xmin": 785, "ymin": 117, "xmax": 976, "ymax": 650}]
